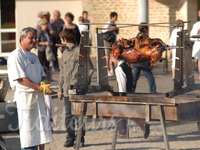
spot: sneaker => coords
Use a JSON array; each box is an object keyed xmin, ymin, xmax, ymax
[{"xmin": 63, "ymin": 140, "xmax": 74, "ymax": 147}]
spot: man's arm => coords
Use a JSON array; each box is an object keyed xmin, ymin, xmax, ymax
[{"xmin": 17, "ymin": 77, "xmax": 40, "ymax": 91}]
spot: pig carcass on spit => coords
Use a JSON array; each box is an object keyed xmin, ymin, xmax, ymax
[{"xmin": 112, "ymin": 33, "xmax": 166, "ymax": 66}]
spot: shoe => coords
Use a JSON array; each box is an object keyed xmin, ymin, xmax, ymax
[
  {"xmin": 63, "ymin": 140, "xmax": 74, "ymax": 147},
  {"xmin": 143, "ymin": 123, "xmax": 150, "ymax": 139}
]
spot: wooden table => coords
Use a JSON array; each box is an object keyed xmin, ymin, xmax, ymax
[{"xmin": 70, "ymin": 93, "xmax": 200, "ymax": 150}]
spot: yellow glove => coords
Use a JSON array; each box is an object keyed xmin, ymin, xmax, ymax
[
  {"xmin": 40, "ymin": 80, "xmax": 49, "ymax": 85},
  {"xmin": 39, "ymin": 81, "xmax": 56, "ymax": 95}
]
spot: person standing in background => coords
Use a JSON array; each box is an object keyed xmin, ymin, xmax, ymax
[
  {"xmin": 82, "ymin": 11, "xmax": 90, "ymax": 29},
  {"xmin": 169, "ymin": 20, "xmax": 183, "ymax": 79},
  {"xmin": 132, "ymin": 23, "xmax": 157, "ymax": 93},
  {"xmin": 111, "ymin": 54, "xmax": 150, "ymax": 139},
  {"xmin": 50, "ymin": 10, "xmax": 65, "ymax": 71},
  {"xmin": 77, "ymin": 16, "xmax": 92, "ymax": 45},
  {"xmin": 102, "ymin": 12, "xmax": 119, "ymax": 76},
  {"xmin": 37, "ymin": 19, "xmax": 52, "ymax": 81},
  {"xmin": 190, "ymin": 14, "xmax": 200, "ymax": 79},
  {"xmin": 63, "ymin": 12, "xmax": 81, "ymax": 45},
  {"xmin": 37, "ymin": 11, "xmax": 54, "ymax": 35}
]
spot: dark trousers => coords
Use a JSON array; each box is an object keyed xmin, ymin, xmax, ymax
[
  {"xmin": 133, "ymin": 67, "xmax": 156, "ymax": 93},
  {"xmin": 37, "ymin": 51, "xmax": 49, "ymax": 78},
  {"xmin": 64, "ymin": 90, "xmax": 86, "ymax": 142},
  {"xmin": 51, "ymin": 45, "xmax": 59, "ymax": 71}
]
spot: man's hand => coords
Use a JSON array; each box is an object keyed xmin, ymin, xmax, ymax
[
  {"xmin": 38, "ymin": 81, "xmax": 56, "ymax": 95},
  {"xmin": 57, "ymin": 91, "xmax": 63, "ymax": 100}
]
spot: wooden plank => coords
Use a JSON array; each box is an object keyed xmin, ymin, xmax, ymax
[
  {"xmin": 174, "ymin": 31, "xmax": 183, "ymax": 90},
  {"xmin": 96, "ymin": 31, "xmax": 108, "ymax": 85},
  {"xmin": 77, "ymin": 31, "xmax": 89, "ymax": 85},
  {"xmin": 92, "ymin": 102, "xmax": 98, "ymax": 118},
  {"xmin": 69, "ymin": 95, "xmax": 176, "ymax": 105},
  {"xmin": 182, "ymin": 30, "xmax": 195, "ymax": 86},
  {"xmin": 145, "ymin": 104, "xmax": 151, "ymax": 122}
]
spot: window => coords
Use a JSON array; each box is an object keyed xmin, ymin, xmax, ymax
[{"xmin": 0, "ymin": 0, "xmax": 16, "ymax": 55}]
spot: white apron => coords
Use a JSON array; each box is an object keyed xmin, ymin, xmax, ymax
[
  {"xmin": 15, "ymin": 90, "xmax": 53, "ymax": 148},
  {"xmin": 192, "ymin": 41, "xmax": 200, "ymax": 59}
]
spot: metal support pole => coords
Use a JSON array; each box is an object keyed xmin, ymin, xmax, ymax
[
  {"xmin": 197, "ymin": 121, "xmax": 200, "ymax": 136},
  {"xmin": 75, "ymin": 102, "xmax": 87, "ymax": 150},
  {"xmin": 111, "ymin": 118, "xmax": 119, "ymax": 150},
  {"xmin": 158, "ymin": 105, "xmax": 170, "ymax": 150},
  {"xmin": 138, "ymin": 0, "xmax": 149, "ymax": 23}
]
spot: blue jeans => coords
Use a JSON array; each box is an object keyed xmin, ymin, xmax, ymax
[
  {"xmin": 133, "ymin": 67, "xmax": 157, "ymax": 93},
  {"xmin": 21, "ymin": 146, "xmax": 36, "ymax": 150}
]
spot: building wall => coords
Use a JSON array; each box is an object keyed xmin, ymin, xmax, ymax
[
  {"xmin": 15, "ymin": 0, "xmax": 83, "ymax": 46},
  {"xmin": 14, "ymin": 0, "xmax": 198, "ymax": 57},
  {"xmin": 82, "ymin": 0, "xmax": 198, "ymax": 56}
]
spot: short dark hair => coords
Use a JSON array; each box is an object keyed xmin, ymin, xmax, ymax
[
  {"xmin": 82, "ymin": 11, "xmax": 88, "ymax": 15},
  {"xmin": 65, "ymin": 12, "xmax": 74, "ymax": 21},
  {"xmin": 110, "ymin": 12, "xmax": 118, "ymax": 18},
  {"xmin": 59, "ymin": 28, "xmax": 76, "ymax": 44},
  {"xmin": 138, "ymin": 22, "xmax": 148, "ymax": 32},
  {"xmin": 176, "ymin": 19, "xmax": 183, "ymax": 27}
]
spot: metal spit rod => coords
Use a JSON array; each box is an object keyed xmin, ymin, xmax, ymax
[
  {"xmin": 80, "ymin": 21, "xmax": 191, "ymax": 26},
  {"xmin": 55, "ymin": 44, "xmax": 181, "ymax": 50}
]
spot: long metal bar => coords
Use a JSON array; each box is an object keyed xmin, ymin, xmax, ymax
[
  {"xmin": 80, "ymin": 21, "xmax": 191, "ymax": 26},
  {"xmin": 97, "ymin": 24, "xmax": 175, "ymax": 30},
  {"xmin": 56, "ymin": 43, "xmax": 181, "ymax": 50}
]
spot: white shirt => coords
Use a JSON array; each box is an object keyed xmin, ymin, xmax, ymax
[
  {"xmin": 115, "ymin": 60, "xmax": 126, "ymax": 92},
  {"xmin": 77, "ymin": 23, "xmax": 92, "ymax": 41},
  {"xmin": 170, "ymin": 28, "xmax": 181, "ymax": 48},
  {"xmin": 7, "ymin": 47, "xmax": 46, "ymax": 92},
  {"xmin": 190, "ymin": 21, "xmax": 200, "ymax": 41},
  {"xmin": 102, "ymin": 21, "xmax": 117, "ymax": 34}
]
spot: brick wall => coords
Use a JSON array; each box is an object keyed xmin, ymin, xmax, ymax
[{"xmin": 82, "ymin": 0, "xmax": 198, "ymax": 56}]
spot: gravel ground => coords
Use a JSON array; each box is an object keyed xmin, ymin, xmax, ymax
[{"xmin": 1, "ymin": 58, "xmax": 200, "ymax": 150}]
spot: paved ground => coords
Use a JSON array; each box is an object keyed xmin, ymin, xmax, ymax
[{"xmin": 1, "ymin": 58, "xmax": 200, "ymax": 150}]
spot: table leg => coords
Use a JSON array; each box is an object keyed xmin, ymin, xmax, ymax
[
  {"xmin": 158, "ymin": 105, "xmax": 170, "ymax": 150},
  {"xmin": 197, "ymin": 120, "xmax": 200, "ymax": 136},
  {"xmin": 75, "ymin": 102, "xmax": 87, "ymax": 150},
  {"xmin": 111, "ymin": 118, "xmax": 119, "ymax": 150}
]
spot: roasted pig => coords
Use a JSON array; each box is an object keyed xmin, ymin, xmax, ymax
[{"xmin": 112, "ymin": 33, "xmax": 166, "ymax": 66}]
